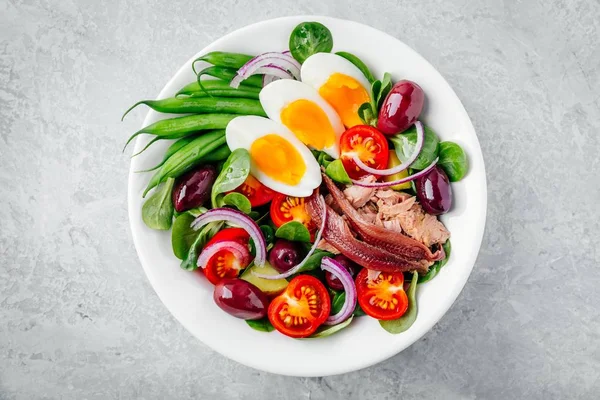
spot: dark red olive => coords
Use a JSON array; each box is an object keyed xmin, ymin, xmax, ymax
[
  {"xmin": 172, "ymin": 165, "xmax": 217, "ymax": 212},
  {"xmin": 415, "ymin": 166, "xmax": 452, "ymax": 215},
  {"xmin": 325, "ymin": 254, "xmax": 358, "ymax": 291},
  {"xmin": 377, "ymin": 80, "xmax": 425, "ymax": 135},
  {"xmin": 268, "ymin": 239, "xmax": 303, "ymax": 273},
  {"xmin": 213, "ymin": 278, "xmax": 269, "ymax": 320}
]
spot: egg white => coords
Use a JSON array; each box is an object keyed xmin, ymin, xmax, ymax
[
  {"xmin": 300, "ymin": 52, "xmax": 371, "ymax": 96},
  {"xmin": 225, "ymin": 116, "xmax": 322, "ymax": 197},
  {"xmin": 259, "ymin": 79, "xmax": 344, "ymax": 159}
]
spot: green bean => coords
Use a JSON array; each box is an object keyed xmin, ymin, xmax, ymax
[
  {"xmin": 135, "ymin": 135, "xmax": 199, "ymax": 173},
  {"xmin": 122, "ymin": 97, "xmax": 265, "ymax": 121},
  {"xmin": 196, "ymin": 66, "xmax": 263, "ymax": 88},
  {"xmin": 144, "ymin": 130, "xmax": 227, "ymax": 196},
  {"xmin": 124, "ymin": 113, "xmax": 237, "ymax": 150},
  {"xmin": 176, "ymin": 80, "xmax": 260, "ymax": 98},
  {"xmin": 336, "ymin": 51, "xmax": 376, "ymax": 84},
  {"xmin": 192, "ymin": 51, "xmax": 253, "ymax": 74}
]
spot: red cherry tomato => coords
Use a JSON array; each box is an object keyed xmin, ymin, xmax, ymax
[
  {"xmin": 270, "ymin": 194, "xmax": 313, "ymax": 229},
  {"xmin": 268, "ymin": 275, "xmax": 331, "ymax": 338},
  {"xmin": 340, "ymin": 125, "xmax": 389, "ymax": 179},
  {"xmin": 355, "ymin": 269, "xmax": 408, "ymax": 320},
  {"xmin": 231, "ymin": 175, "xmax": 276, "ymax": 207},
  {"xmin": 202, "ymin": 228, "xmax": 251, "ymax": 285}
]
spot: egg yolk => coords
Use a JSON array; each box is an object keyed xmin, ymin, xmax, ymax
[
  {"xmin": 318, "ymin": 73, "xmax": 370, "ymax": 128},
  {"xmin": 280, "ymin": 99, "xmax": 336, "ymax": 150},
  {"xmin": 250, "ymin": 134, "xmax": 306, "ymax": 185}
]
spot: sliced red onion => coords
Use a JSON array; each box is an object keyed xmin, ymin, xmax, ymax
[
  {"xmin": 352, "ymin": 121, "xmax": 425, "ymax": 176},
  {"xmin": 321, "ymin": 257, "xmax": 357, "ymax": 325},
  {"xmin": 230, "ymin": 52, "xmax": 301, "ymax": 89},
  {"xmin": 252, "ymin": 196, "xmax": 327, "ymax": 280},
  {"xmin": 262, "ymin": 74, "xmax": 280, "ymax": 87},
  {"xmin": 231, "ymin": 64, "xmax": 293, "ymax": 88},
  {"xmin": 351, "ymin": 157, "xmax": 439, "ymax": 188},
  {"xmin": 191, "ymin": 208, "xmax": 266, "ymax": 266},
  {"xmin": 197, "ymin": 240, "xmax": 250, "ymax": 269}
]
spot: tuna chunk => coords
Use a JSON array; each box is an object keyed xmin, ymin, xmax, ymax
[
  {"xmin": 343, "ymin": 175, "xmax": 377, "ymax": 207},
  {"xmin": 373, "ymin": 191, "xmax": 450, "ymax": 247},
  {"xmin": 316, "ymin": 239, "xmax": 341, "ymax": 255}
]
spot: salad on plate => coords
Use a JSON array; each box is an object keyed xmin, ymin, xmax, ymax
[{"xmin": 123, "ymin": 21, "xmax": 468, "ymax": 339}]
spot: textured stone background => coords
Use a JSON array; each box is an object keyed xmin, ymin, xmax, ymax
[{"xmin": 1, "ymin": 0, "xmax": 599, "ymax": 399}]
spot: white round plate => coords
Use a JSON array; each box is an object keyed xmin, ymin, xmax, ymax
[{"xmin": 128, "ymin": 16, "xmax": 487, "ymax": 377}]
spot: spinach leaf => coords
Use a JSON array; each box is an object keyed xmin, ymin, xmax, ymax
[
  {"xmin": 211, "ymin": 148, "xmax": 250, "ymax": 208},
  {"xmin": 353, "ymin": 303, "xmax": 366, "ymax": 317},
  {"xmin": 311, "ymin": 150, "xmax": 334, "ymax": 168},
  {"xmin": 180, "ymin": 221, "xmax": 223, "ymax": 271},
  {"xmin": 309, "ymin": 316, "xmax": 354, "ymax": 338},
  {"xmin": 438, "ymin": 142, "xmax": 468, "ymax": 182},
  {"xmin": 335, "ymin": 51, "xmax": 375, "ymax": 83},
  {"xmin": 275, "ymin": 221, "xmax": 311, "ymax": 242},
  {"xmin": 380, "ymin": 271, "xmax": 418, "ymax": 333},
  {"xmin": 141, "ymin": 177, "xmax": 175, "ymax": 230},
  {"xmin": 289, "ymin": 21, "xmax": 333, "ymax": 63},
  {"xmin": 222, "ymin": 192, "xmax": 252, "ymax": 214},
  {"xmin": 325, "ymin": 159, "xmax": 351, "ymax": 184},
  {"xmin": 246, "ymin": 318, "xmax": 274, "ymax": 333},
  {"xmin": 358, "ymin": 102, "xmax": 377, "ymax": 126},
  {"xmin": 293, "ymin": 249, "xmax": 333, "ymax": 274},
  {"xmin": 186, "ymin": 207, "xmax": 207, "ymax": 217},
  {"xmin": 390, "ymin": 124, "xmax": 440, "ymax": 170},
  {"xmin": 260, "ymin": 225, "xmax": 275, "ymax": 245},
  {"xmin": 171, "ymin": 212, "xmax": 197, "ymax": 260},
  {"xmin": 418, "ymin": 239, "xmax": 452, "ymax": 284},
  {"xmin": 378, "ymin": 72, "xmax": 392, "ymax": 109},
  {"xmin": 331, "ymin": 290, "xmax": 346, "ymax": 315}
]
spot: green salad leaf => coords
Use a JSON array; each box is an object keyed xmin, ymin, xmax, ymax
[
  {"xmin": 260, "ymin": 225, "xmax": 275, "ymax": 246},
  {"xmin": 358, "ymin": 102, "xmax": 377, "ymax": 126},
  {"xmin": 275, "ymin": 221, "xmax": 311, "ymax": 242},
  {"xmin": 311, "ymin": 150, "xmax": 334, "ymax": 168},
  {"xmin": 438, "ymin": 141, "xmax": 468, "ymax": 182},
  {"xmin": 222, "ymin": 192, "xmax": 252, "ymax": 214},
  {"xmin": 141, "ymin": 177, "xmax": 175, "ymax": 230},
  {"xmin": 171, "ymin": 212, "xmax": 198, "ymax": 259},
  {"xmin": 180, "ymin": 221, "xmax": 223, "ymax": 271},
  {"xmin": 289, "ymin": 21, "xmax": 333, "ymax": 63},
  {"xmin": 390, "ymin": 124, "xmax": 440, "ymax": 170},
  {"xmin": 211, "ymin": 148, "xmax": 250, "ymax": 208},
  {"xmin": 309, "ymin": 316, "xmax": 354, "ymax": 338},
  {"xmin": 379, "ymin": 271, "xmax": 418, "ymax": 333},
  {"xmin": 246, "ymin": 318, "xmax": 275, "ymax": 333},
  {"xmin": 418, "ymin": 240, "xmax": 452, "ymax": 284},
  {"xmin": 325, "ymin": 159, "xmax": 351, "ymax": 184},
  {"xmin": 336, "ymin": 51, "xmax": 376, "ymax": 83}
]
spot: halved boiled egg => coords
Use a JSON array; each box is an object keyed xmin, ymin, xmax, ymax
[
  {"xmin": 225, "ymin": 116, "xmax": 321, "ymax": 197},
  {"xmin": 260, "ymin": 80, "xmax": 344, "ymax": 159},
  {"xmin": 301, "ymin": 53, "xmax": 371, "ymax": 128}
]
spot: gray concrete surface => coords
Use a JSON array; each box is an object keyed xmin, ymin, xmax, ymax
[{"xmin": 1, "ymin": 0, "xmax": 599, "ymax": 399}]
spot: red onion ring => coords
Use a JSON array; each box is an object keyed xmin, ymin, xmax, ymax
[
  {"xmin": 197, "ymin": 240, "xmax": 250, "ymax": 269},
  {"xmin": 252, "ymin": 195, "xmax": 327, "ymax": 280},
  {"xmin": 351, "ymin": 121, "xmax": 425, "ymax": 176},
  {"xmin": 321, "ymin": 257, "xmax": 357, "ymax": 325},
  {"xmin": 191, "ymin": 208, "xmax": 266, "ymax": 266},
  {"xmin": 230, "ymin": 52, "xmax": 301, "ymax": 88},
  {"xmin": 350, "ymin": 157, "xmax": 439, "ymax": 188}
]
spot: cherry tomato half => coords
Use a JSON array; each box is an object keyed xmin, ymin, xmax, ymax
[
  {"xmin": 231, "ymin": 175, "xmax": 276, "ymax": 207},
  {"xmin": 270, "ymin": 194, "xmax": 313, "ymax": 229},
  {"xmin": 340, "ymin": 125, "xmax": 389, "ymax": 179},
  {"xmin": 355, "ymin": 269, "xmax": 408, "ymax": 320},
  {"xmin": 268, "ymin": 275, "xmax": 331, "ymax": 338},
  {"xmin": 202, "ymin": 228, "xmax": 251, "ymax": 285}
]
